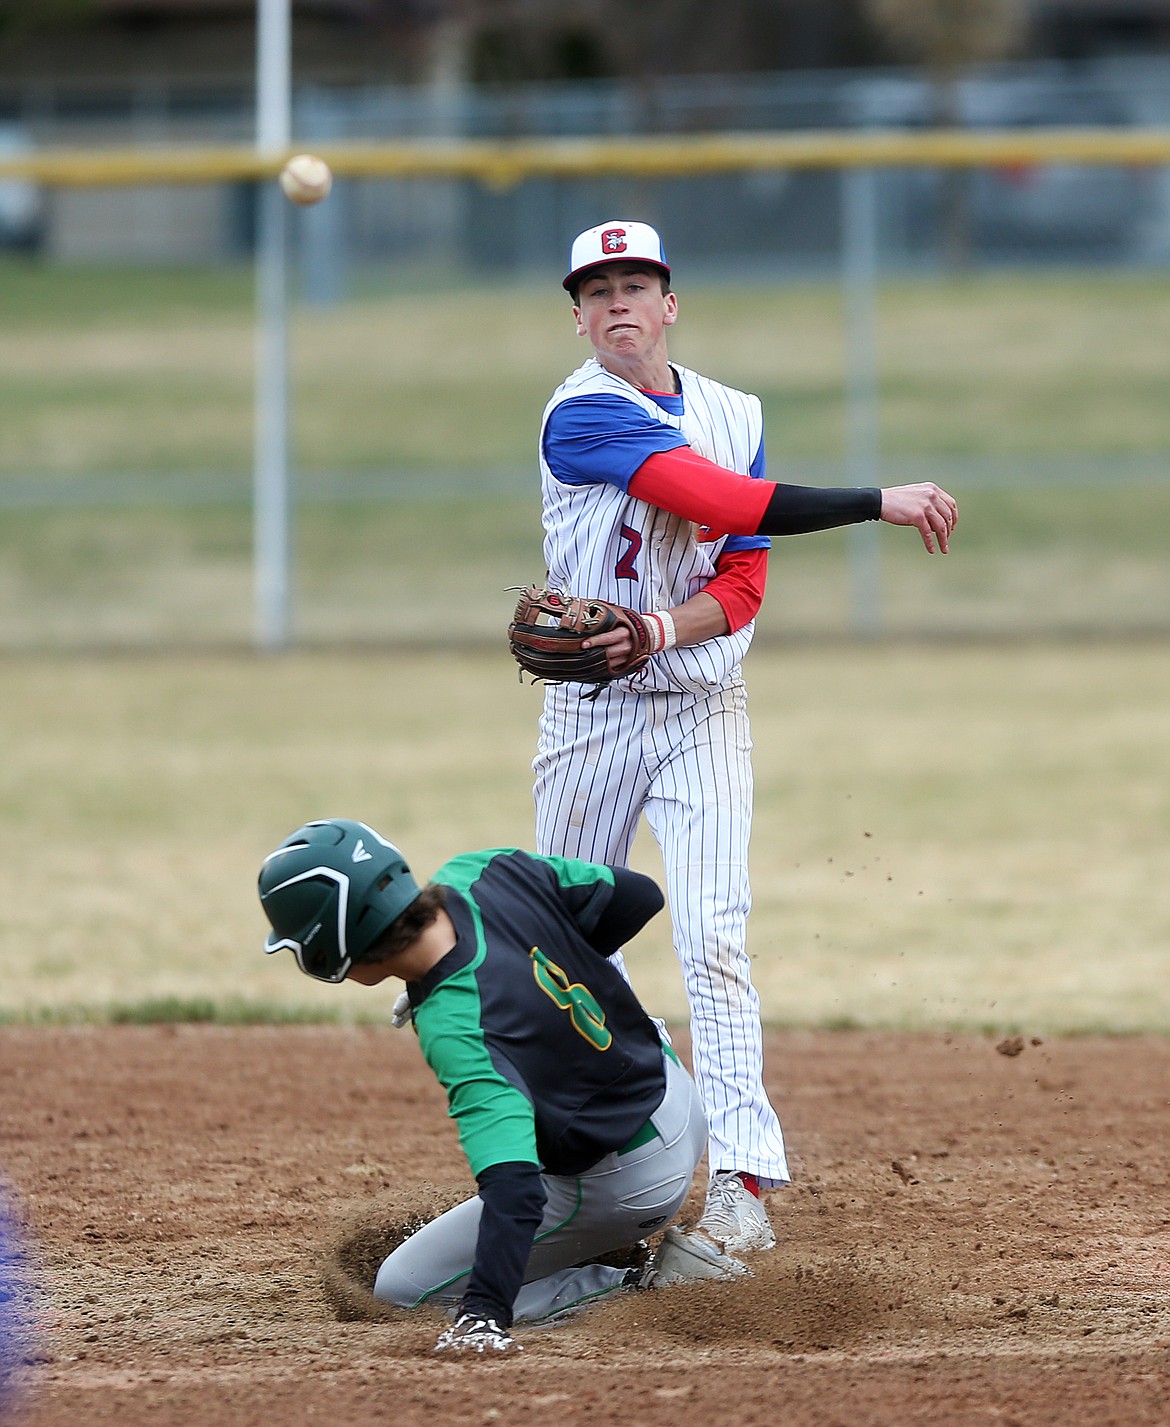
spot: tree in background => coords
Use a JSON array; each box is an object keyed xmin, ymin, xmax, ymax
[
  {"xmin": 432, "ymin": 0, "xmax": 867, "ymax": 85},
  {"xmin": 0, "ymin": 0, "xmax": 92, "ymax": 42},
  {"xmin": 861, "ymin": 0, "xmax": 1029, "ymax": 266}
]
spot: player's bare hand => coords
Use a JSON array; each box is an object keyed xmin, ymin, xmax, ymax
[
  {"xmin": 581, "ymin": 626, "xmax": 636, "ymax": 674},
  {"xmin": 879, "ymin": 483, "xmax": 958, "ymax": 554}
]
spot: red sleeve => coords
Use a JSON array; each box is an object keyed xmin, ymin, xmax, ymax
[
  {"xmin": 703, "ymin": 546, "xmax": 768, "ymax": 634},
  {"xmin": 628, "ymin": 447, "xmax": 773, "ymax": 534}
]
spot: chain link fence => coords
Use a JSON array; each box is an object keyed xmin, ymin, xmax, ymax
[{"xmin": 1, "ymin": 59, "xmax": 1168, "ymax": 649}]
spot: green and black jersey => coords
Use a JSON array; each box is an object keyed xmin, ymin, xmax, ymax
[{"xmin": 409, "ymin": 848, "xmax": 668, "ymax": 1178}]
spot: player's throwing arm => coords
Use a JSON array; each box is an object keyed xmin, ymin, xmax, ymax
[{"xmin": 624, "ymin": 444, "xmax": 959, "ymax": 556}]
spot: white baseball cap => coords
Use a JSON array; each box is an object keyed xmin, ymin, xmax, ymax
[{"xmin": 563, "ymin": 220, "xmax": 671, "ymax": 293}]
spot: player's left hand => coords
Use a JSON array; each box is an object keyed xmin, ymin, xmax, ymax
[
  {"xmin": 434, "ymin": 1312, "xmax": 521, "ymax": 1355},
  {"xmin": 507, "ymin": 585, "xmax": 661, "ymax": 690},
  {"xmin": 879, "ymin": 483, "xmax": 959, "ymax": 554}
]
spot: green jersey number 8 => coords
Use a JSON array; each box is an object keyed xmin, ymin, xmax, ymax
[{"xmin": 530, "ymin": 946, "xmax": 613, "ymax": 1051}]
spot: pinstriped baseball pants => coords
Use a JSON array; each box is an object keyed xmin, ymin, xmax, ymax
[{"xmin": 533, "ymin": 677, "xmax": 789, "ymax": 1188}]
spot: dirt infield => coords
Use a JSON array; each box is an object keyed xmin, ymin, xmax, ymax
[{"xmin": 3, "ymin": 1025, "xmax": 1169, "ymax": 1427}]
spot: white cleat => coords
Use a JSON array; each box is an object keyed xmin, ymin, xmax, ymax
[
  {"xmin": 434, "ymin": 1312, "xmax": 521, "ymax": 1354},
  {"xmin": 638, "ymin": 1225, "xmax": 750, "ymax": 1288},
  {"xmin": 695, "ymin": 1170, "xmax": 777, "ymax": 1255}
]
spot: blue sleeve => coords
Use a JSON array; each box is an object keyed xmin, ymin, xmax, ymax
[{"xmin": 543, "ymin": 394, "xmax": 690, "ymax": 490}]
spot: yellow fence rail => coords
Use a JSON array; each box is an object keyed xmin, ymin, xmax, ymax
[{"xmin": 2, "ymin": 128, "xmax": 1170, "ymax": 189}]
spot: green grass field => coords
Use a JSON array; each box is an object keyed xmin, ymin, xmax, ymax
[
  {"xmin": 4, "ymin": 482, "xmax": 1170, "ymax": 651},
  {"xmin": 2, "ymin": 645, "xmax": 1167, "ymax": 1034},
  {"xmin": 1, "ymin": 259, "xmax": 1167, "ymax": 649},
  {"xmin": 1, "ymin": 262, "xmax": 1166, "ymax": 1032},
  {"xmin": 1, "ymin": 261, "xmax": 1168, "ymax": 475}
]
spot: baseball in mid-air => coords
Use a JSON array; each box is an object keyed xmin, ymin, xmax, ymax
[{"xmin": 279, "ymin": 153, "xmax": 333, "ymax": 206}]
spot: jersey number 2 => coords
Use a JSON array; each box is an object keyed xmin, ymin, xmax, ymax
[{"xmin": 615, "ymin": 524, "xmax": 642, "ymax": 582}]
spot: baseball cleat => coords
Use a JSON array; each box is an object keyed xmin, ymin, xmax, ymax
[
  {"xmin": 434, "ymin": 1312, "xmax": 521, "ymax": 1355},
  {"xmin": 636, "ymin": 1225, "xmax": 750, "ymax": 1288},
  {"xmin": 695, "ymin": 1170, "xmax": 777, "ymax": 1255}
]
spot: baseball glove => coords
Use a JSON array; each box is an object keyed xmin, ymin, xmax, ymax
[{"xmin": 508, "ymin": 584, "xmax": 662, "ymax": 693}]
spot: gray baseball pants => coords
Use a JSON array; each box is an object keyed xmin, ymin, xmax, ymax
[{"xmin": 373, "ymin": 1049, "xmax": 707, "ymax": 1324}]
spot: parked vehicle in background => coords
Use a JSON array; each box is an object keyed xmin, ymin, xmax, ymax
[{"xmin": 846, "ymin": 71, "xmax": 1155, "ymax": 263}]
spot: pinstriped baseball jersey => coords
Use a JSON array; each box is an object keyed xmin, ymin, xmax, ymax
[{"xmin": 539, "ymin": 358, "xmax": 765, "ymax": 695}]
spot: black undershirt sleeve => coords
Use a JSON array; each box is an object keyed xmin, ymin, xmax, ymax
[
  {"xmin": 757, "ymin": 483, "xmax": 882, "ymax": 536},
  {"xmin": 587, "ymin": 868, "xmax": 665, "ymax": 957},
  {"xmin": 459, "ymin": 1161, "xmax": 547, "ymax": 1328}
]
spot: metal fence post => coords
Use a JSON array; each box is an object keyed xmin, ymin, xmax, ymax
[
  {"xmin": 842, "ymin": 162, "xmax": 883, "ymax": 640},
  {"xmin": 254, "ymin": 0, "xmax": 292, "ymax": 651}
]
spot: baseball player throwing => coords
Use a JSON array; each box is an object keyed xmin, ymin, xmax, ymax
[
  {"xmin": 532, "ymin": 220, "xmax": 958, "ymax": 1255},
  {"xmin": 259, "ymin": 818, "xmax": 749, "ymax": 1355}
]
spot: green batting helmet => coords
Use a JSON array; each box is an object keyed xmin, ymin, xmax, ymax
[{"xmin": 258, "ymin": 819, "xmax": 421, "ymax": 983}]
